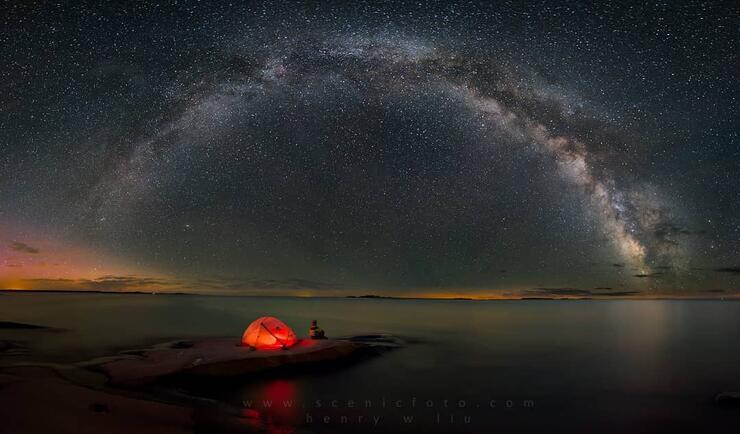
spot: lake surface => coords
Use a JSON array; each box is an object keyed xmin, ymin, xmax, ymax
[{"xmin": 1, "ymin": 293, "xmax": 739, "ymax": 433}]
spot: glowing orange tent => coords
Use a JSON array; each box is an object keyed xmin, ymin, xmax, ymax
[{"xmin": 242, "ymin": 316, "xmax": 298, "ymax": 349}]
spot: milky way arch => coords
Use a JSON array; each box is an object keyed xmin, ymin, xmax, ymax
[{"xmin": 84, "ymin": 35, "xmax": 686, "ymax": 274}]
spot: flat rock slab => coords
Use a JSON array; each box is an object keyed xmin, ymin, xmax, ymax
[
  {"xmin": 0, "ymin": 321, "xmax": 64, "ymax": 332},
  {"xmin": 0, "ymin": 366, "xmax": 195, "ymax": 434},
  {"xmin": 0, "ymin": 340, "xmax": 29, "ymax": 356},
  {"xmin": 715, "ymin": 391, "xmax": 740, "ymax": 406},
  {"xmin": 97, "ymin": 338, "xmax": 368, "ymax": 386},
  {"xmin": 0, "ymin": 321, "xmax": 49, "ymax": 329}
]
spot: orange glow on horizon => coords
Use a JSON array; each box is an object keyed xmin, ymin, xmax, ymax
[
  {"xmin": 2, "ymin": 222, "xmax": 734, "ymax": 299},
  {"xmin": 0, "ymin": 221, "xmax": 161, "ymax": 291}
]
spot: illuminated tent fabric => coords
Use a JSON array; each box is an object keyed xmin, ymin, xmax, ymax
[{"xmin": 242, "ymin": 316, "xmax": 298, "ymax": 349}]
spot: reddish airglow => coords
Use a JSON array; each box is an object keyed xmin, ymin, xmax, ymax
[
  {"xmin": 242, "ymin": 317, "xmax": 298, "ymax": 350},
  {"xmin": 0, "ymin": 221, "xmax": 157, "ymax": 290}
]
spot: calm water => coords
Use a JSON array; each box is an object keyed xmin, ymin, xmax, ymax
[{"xmin": 1, "ymin": 293, "xmax": 739, "ymax": 433}]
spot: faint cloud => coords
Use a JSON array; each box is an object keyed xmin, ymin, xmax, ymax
[
  {"xmin": 525, "ymin": 287, "xmax": 592, "ymax": 296},
  {"xmin": 195, "ymin": 277, "xmax": 345, "ymax": 292},
  {"xmin": 598, "ymin": 291, "xmax": 640, "ymax": 297},
  {"xmin": 652, "ymin": 222, "xmax": 705, "ymax": 239},
  {"xmin": 246, "ymin": 278, "xmax": 344, "ymax": 291},
  {"xmin": 24, "ymin": 275, "xmax": 180, "ymax": 292},
  {"xmin": 9, "ymin": 242, "xmax": 39, "ymax": 254},
  {"xmin": 714, "ymin": 267, "xmax": 740, "ymax": 275},
  {"xmin": 21, "ymin": 275, "xmax": 345, "ymax": 294},
  {"xmin": 633, "ymin": 272, "xmax": 664, "ymax": 278}
]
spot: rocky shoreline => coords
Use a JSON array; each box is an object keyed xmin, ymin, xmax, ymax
[{"xmin": 0, "ymin": 335, "xmax": 404, "ymax": 434}]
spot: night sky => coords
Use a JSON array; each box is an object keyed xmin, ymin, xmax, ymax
[{"xmin": 0, "ymin": 1, "xmax": 737, "ymax": 297}]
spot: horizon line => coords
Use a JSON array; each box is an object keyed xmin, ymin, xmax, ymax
[{"xmin": 1, "ymin": 288, "xmax": 738, "ymax": 301}]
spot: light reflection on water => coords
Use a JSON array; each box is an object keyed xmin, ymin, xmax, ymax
[{"xmin": 1, "ymin": 294, "xmax": 739, "ymax": 432}]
